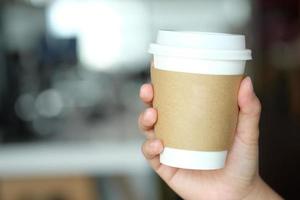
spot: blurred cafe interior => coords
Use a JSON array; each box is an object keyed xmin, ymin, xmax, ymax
[{"xmin": 0, "ymin": 0, "xmax": 299, "ymax": 199}]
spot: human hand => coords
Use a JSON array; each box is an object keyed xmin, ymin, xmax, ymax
[{"xmin": 139, "ymin": 77, "xmax": 282, "ymax": 200}]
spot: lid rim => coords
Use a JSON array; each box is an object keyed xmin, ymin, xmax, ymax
[{"xmin": 149, "ymin": 44, "xmax": 252, "ymax": 61}]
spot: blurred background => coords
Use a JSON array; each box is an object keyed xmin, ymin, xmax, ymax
[{"xmin": 0, "ymin": 0, "xmax": 299, "ymax": 199}]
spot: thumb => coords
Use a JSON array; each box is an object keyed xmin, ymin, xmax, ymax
[
  {"xmin": 236, "ymin": 76, "xmax": 261, "ymax": 147},
  {"xmin": 225, "ymin": 77, "xmax": 261, "ymax": 178}
]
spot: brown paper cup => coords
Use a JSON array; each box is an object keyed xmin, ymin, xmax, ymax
[{"xmin": 148, "ymin": 31, "xmax": 252, "ymax": 170}]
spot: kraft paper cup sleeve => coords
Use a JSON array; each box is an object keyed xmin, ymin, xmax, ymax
[{"xmin": 151, "ymin": 66, "xmax": 243, "ymax": 151}]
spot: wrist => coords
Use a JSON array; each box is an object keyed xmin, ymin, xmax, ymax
[{"xmin": 243, "ymin": 176, "xmax": 283, "ymax": 200}]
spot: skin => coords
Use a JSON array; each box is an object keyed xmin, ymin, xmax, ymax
[{"xmin": 138, "ymin": 77, "xmax": 283, "ymax": 200}]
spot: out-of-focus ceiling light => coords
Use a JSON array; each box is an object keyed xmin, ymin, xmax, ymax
[
  {"xmin": 47, "ymin": 0, "xmax": 121, "ymax": 70},
  {"xmin": 47, "ymin": 0, "xmax": 150, "ymax": 72},
  {"xmin": 47, "ymin": 0, "xmax": 82, "ymax": 38},
  {"xmin": 77, "ymin": 3, "xmax": 121, "ymax": 70}
]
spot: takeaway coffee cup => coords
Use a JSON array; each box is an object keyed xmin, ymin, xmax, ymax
[{"xmin": 148, "ymin": 31, "xmax": 252, "ymax": 170}]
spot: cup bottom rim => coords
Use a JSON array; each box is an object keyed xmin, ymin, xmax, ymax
[{"xmin": 160, "ymin": 147, "xmax": 227, "ymax": 170}]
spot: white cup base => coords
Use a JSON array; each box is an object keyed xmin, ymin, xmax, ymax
[{"xmin": 160, "ymin": 147, "xmax": 227, "ymax": 170}]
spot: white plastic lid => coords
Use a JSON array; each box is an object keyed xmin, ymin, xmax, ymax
[{"xmin": 149, "ymin": 30, "xmax": 252, "ymax": 60}]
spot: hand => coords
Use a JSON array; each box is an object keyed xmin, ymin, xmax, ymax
[{"xmin": 138, "ymin": 77, "xmax": 282, "ymax": 200}]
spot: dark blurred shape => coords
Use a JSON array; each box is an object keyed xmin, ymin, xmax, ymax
[
  {"xmin": 255, "ymin": 0, "xmax": 300, "ymax": 199},
  {"xmin": 38, "ymin": 36, "xmax": 77, "ymax": 67},
  {"xmin": 0, "ymin": 36, "xmax": 78, "ymax": 142},
  {"xmin": 0, "ymin": 52, "xmax": 34, "ymax": 142}
]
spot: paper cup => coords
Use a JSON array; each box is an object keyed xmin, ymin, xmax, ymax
[{"xmin": 149, "ymin": 31, "xmax": 252, "ymax": 170}]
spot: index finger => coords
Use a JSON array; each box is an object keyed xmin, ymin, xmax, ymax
[{"xmin": 139, "ymin": 83, "xmax": 154, "ymax": 106}]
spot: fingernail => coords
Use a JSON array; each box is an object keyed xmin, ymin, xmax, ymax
[
  {"xmin": 143, "ymin": 109, "xmax": 152, "ymax": 121},
  {"xmin": 244, "ymin": 76, "xmax": 254, "ymax": 92}
]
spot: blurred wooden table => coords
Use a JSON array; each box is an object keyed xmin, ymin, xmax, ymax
[{"xmin": 0, "ymin": 140, "xmax": 158, "ymax": 200}]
